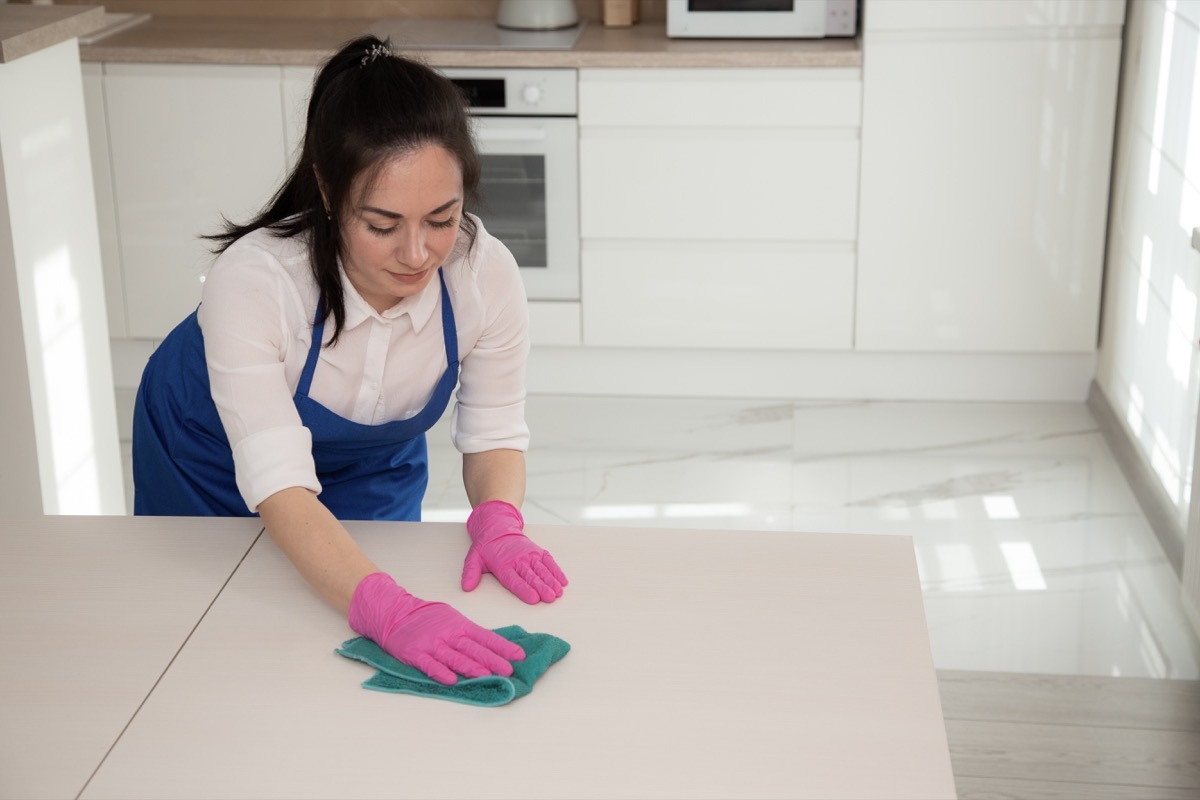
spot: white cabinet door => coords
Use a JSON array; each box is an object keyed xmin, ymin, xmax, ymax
[
  {"xmin": 528, "ymin": 301, "xmax": 582, "ymax": 346},
  {"xmin": 104, "ymin": 63, "xmax": 287, "ymax": 338},
  {"xmin": 855, "ymin": 36, "xmax": 1121, "ymax": 352},
  {"xmin": 582, "ymin": 240, "xmax": 854, "ymax": 350},
  {"xmin": 580, "ymin": 66, "xmax": 860, "ymax": 242},
  {"xmin": 580, "ymin": 67, "xmax": 862, "ymax": 129},
  {"xmin": 863, "ymin": 0, "xmax": 1126, "ymax": 32},
  {"xmin": 578, "ymin": 67, "xmax": 860, "ymax": 350},
  {"xmin": 581, "ymin": 128, "xmax": 859, "ymax": 241},
  {"xmin": 282, "ymin": 66, "xmax": 315, "ymax": 166}
]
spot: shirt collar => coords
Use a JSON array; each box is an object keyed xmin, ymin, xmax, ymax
[{"xmin": 338, "ymin": 265, "xmax": 441, "ymax": 333}]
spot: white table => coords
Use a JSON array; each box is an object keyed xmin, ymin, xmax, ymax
[
  {"xmin": 71, "ymin": 520, "xmax": 956, "ymax": 800},
  {"xmin": 0, "ymin": 516, "xmax": 263, "ymax": 800}
]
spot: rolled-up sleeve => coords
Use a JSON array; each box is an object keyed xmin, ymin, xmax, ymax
[
  {"xmin": 232, "ymin": 425, "xmax": 320, "ymax": 510},
  {"xmin": 450, "ymin": 232, "xmax": 531, "ymax": 453}
]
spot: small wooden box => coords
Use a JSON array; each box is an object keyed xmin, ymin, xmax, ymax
[{"xmin": 602, "ymin": 0, "xmax": 641, "ymax": 27}]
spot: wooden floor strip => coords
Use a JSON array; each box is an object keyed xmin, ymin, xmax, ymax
[
  {"xmin": 954, "ymin": 774, "xmax": 1200, "ymax": 800},
  {"xmin": 945, "ymin": 719, "xmax": 1200, "ymax": 788},
  {"xmin": 938, "ymin": 670, "xmax": 1200, "ymax": 731},
  {"xmin": 938, "ymin": 671, "xmax": 1200, "ymax": 798}
]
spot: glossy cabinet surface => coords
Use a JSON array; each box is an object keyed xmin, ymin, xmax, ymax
[
  {"xmin": 583, "ymin": 241, "xmax": 854, "ymax": 349},
  {"xmin": 579, "ymin": 67, "xmax": 860, "ymax": 350},
  {"xmin": 103, "ymin": 63, "xmax": 288, "ymax": 338},
  {"xmin": 856, "ymin": 28, "xmax": 1122, "ymax": 351},
  {"xmin": 86, "ymin": 5, "xmax": 1123, "ymax": 370},
  {"xmin": 863, "ymin": 0, "xmax": 1126, "ymax": 32},
  {"xmin": 93, "ymin": 62, "xmax": 581, "ymax": 349},
  {"xmin": 281, "ymin": 65, "xmax": 311, "ymax": 167},
  {"xmin": 579, "ymin": 66, "xmax": 862, "ymax": 128},
  {"xmin": 581, "ymin": 128, "xmax": 858, "ymax": 241}
]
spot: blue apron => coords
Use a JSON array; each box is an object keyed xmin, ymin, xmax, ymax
[{"xmin": 132, "ymin": 269, "xmax": 458, "ymax": 521}]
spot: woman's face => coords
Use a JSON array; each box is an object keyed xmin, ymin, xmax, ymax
[{"xmin": 337, "ymin": 145, "xmax": 464, "ymax": 314}]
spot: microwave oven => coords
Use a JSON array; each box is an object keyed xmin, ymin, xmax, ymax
[{"xmin": 666, "ymin": 0, "xmax": 858, "ymax": 39}]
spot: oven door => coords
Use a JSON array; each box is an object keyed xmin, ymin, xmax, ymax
[{"xmin": 469, "ymin": 115, "xmax": 579, "ymax": 301}]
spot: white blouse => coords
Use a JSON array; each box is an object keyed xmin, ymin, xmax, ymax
[{"xmin": 195, "ymin": 214, "xmax": 530, "ymax": 512}]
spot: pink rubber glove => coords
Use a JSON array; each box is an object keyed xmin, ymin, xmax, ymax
[
  {"xmin": 348, "ymin": 572, "xmax": 525, "ymax": 686},
  {"xmin": 462, "ymin": 500, "xmax": 568, "ymax": 604}
]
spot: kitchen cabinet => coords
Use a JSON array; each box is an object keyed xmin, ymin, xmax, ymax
[
  {"xmin": 82, "ymin": 15, "xmax": 1118, "ymax": 401},
  {"xmin": 855, "ymin": 0, "xmax": 1125, "ymax": 352},
  {"xmin": 101, "ymin": 63, "xmax": 289, "ymax": 338},
  {"xmin": 579, "ymin": 67, "xmax": 861, "ymax": 350},
  {"xmin": 95, "ymin": 62, "xmax": 575, "ymax": 348},
  {"xmin": 282, "ymin": 66, "xmax": 312, "ymax": 167},
  {"xmin": 863, "ymin": 0, "xmax": 1126, "ymax": 31},
  {"xmin": 582, "ymin": 241, "xmax": 854, "ymax": 349}
]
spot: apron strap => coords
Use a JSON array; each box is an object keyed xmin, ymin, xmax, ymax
[
  {"xmin": 437, "ymin": 269, "xmax": 457, "ymax": 367},
  {"xmin": 297, "ymin": 296, "xmax": 326, "ymax": 398}
]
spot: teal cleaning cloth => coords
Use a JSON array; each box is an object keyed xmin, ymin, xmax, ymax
[{"xmin": 334, "ymin": 625, "xmax": 570, "ymax": 707}]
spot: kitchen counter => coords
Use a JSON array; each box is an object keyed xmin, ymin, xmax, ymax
[
  {"xmin": 1, "ymin": 515, "xmax": 953, "ymax": 799},
  {"xmin": 0, "ymin": 3, "xmax": 105, "ymax": 62},
  {"xmin": 79, "ymin": 15, "xmax": 861, "ymax": 68}
]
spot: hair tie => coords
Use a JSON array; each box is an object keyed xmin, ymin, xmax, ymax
[{"xmin": 361, "ymin": 43, "xmax": 391, "ymax": 67}]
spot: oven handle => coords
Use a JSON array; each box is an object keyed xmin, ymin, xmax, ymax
[{"xmin": 473, "ymin": 126, "xmax": 548, "ymax": 143}]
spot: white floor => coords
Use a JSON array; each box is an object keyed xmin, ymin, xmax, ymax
[{"xmin": 120, "ymin": 394, "xmax": 1200, "ymax": 680}]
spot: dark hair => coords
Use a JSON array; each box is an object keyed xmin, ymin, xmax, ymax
[{"xmin": 204, "ymin": 35, "xmax": 481, "ymax": 344}]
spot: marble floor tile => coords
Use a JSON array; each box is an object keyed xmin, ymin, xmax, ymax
[{"xmin": 424, "ymin": 395, "xmax": 1200, "ymax": 679}]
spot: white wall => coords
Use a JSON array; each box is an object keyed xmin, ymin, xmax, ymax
[{"xmin": 1095, "ymin": 0, "xmax": 1200, "ymax": 599}]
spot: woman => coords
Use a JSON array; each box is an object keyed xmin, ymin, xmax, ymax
[{"xmin": 132, "ymin": 36, "xmax": 566, "ymax": 686}]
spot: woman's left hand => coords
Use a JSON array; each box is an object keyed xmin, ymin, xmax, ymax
[{"xmin": 461, "ymin": 500, "xmax": 568, "ymax": 604}]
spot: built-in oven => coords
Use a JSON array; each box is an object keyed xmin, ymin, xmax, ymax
[{"xmin": 440, "ymin": 68, "xmax": 579, "ymax": 301}]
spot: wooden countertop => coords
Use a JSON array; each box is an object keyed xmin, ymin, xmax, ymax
[
  {"xmin": 0, "ymin": 3, "xmax": 106, "ymax": 63},
  {"xmin": 79, "ymin": 15, "xmax": 862, "ymax": 68}
]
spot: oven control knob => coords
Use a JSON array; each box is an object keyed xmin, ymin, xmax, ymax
[{"xmin": 521, "ymin": 84, "xmax": 542, "ymax": 105}]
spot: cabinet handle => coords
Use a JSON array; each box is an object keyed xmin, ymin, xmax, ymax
[{"xmin": 1193, "ymin": 227, "xmax": 1200, "ymax": 253}]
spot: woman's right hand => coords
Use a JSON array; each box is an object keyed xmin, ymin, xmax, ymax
[{"xmin": 348, "ymin": 572, "xmax": 525, "ymax": 685}]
